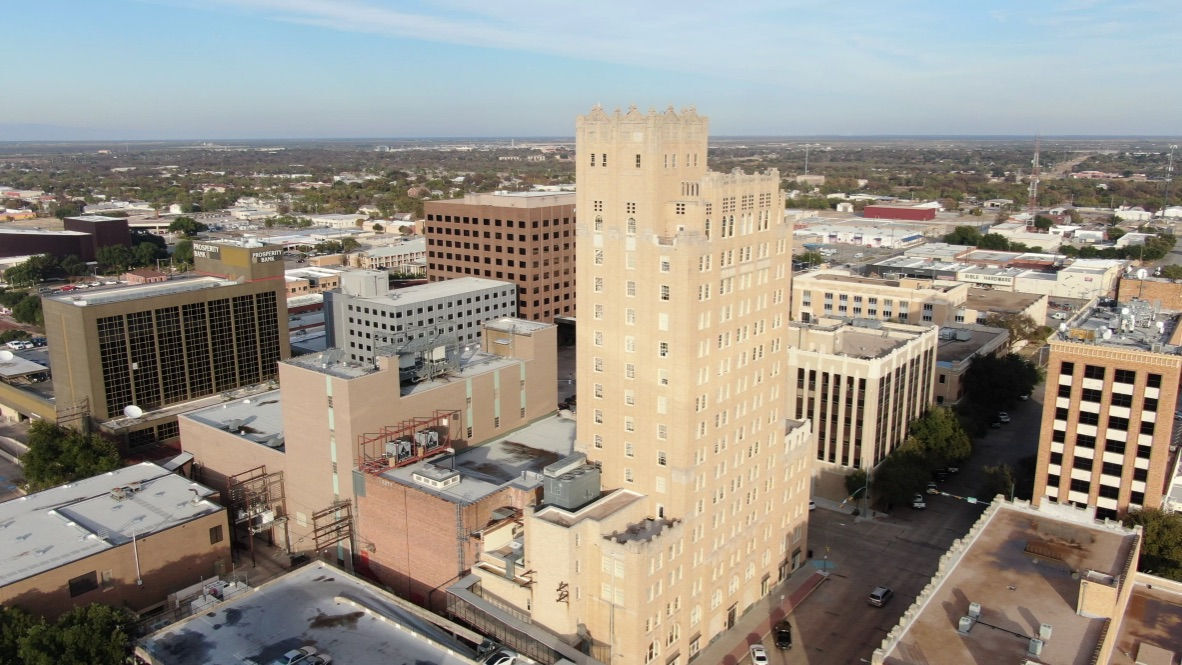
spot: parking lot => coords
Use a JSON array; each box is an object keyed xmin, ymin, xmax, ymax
[{"xmin": 726, "ymin": 385, "xmax": 1045, "ymax": 664}]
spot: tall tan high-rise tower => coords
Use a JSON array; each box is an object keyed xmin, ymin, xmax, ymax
[{"xmin": 465, "ymin": 106, "xmax": 812, "ymax": 665}]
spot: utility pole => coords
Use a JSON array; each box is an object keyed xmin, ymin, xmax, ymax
[{"xmin": 1028, "ymin": 137, "xmax": 1041, "ymax": 225}]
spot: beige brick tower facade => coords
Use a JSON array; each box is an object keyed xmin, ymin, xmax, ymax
[{"xmin": 470, "ymin": 106, "xmax": 812, "ymax": 664}]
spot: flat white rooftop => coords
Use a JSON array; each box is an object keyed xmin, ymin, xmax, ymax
[
  {"xmin": 44, "ymin": 276, "xmax": 235, "ymax": 306},
  {"xmin": 362, "ymin": 239, "xmax": 426, "ymax": 257},
  {"xmin": 137, "ymin": 562, "xmax": 478, "ymax": 665},
  {"xmin": 181, "ymin": 390, "xmax": 285, "ymax": 449},
  {"xmin": 344, "ymin": 276, "xmax": 512, "ymax": 305},
  {"xmin": 0, "ymin": 463, "xmax": 221, "ymax": 587}
]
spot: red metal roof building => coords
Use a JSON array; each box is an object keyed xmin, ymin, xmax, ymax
[{"xmin": 863, "ymin": 205, "xmax": 937, "ymax": 221}]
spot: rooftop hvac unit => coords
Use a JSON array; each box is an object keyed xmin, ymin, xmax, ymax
[
  {"xmin": 957, "ymin": 616, "xmax": 974, "ymax": 634},
  {"xmin": 415, "ymin": 429, "xmax": 440, "ymax": 448},
  {"xmin": 1039, "ymin": 624, "xmax": 1052, "ymax": 640},
  {"xmin": 385, "ymin": 437, "xmax": 413, "ymax": 459},
  {"xmin": 968, "ymin": 602, "xmax": 981, "ymax": 619},
  {"xmin": 543, "ymin": 463, "xmax": 601, "ymax": 511},
  {"xmin": 1027, "ymin": 638, "xmax": 1044, "ymax": 657}
]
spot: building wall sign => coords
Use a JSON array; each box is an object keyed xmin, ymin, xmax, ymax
[{"xmin": 192, "ymin": 243, "xmax": 221, "ymax": 260}]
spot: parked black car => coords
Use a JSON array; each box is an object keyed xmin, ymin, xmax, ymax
[{"xmin": 773, "ymin": 619, "xmax": 792, "ymax": 649}]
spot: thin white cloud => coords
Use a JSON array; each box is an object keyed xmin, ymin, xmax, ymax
[{"xmin": 189, "ymin": 0, "xmax": 938, "ymax": 84}]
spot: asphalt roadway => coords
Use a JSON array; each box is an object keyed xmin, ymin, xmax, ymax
[{"xmin": 725, "ymin": 385, "xmax": 1045, "ymax": 665}]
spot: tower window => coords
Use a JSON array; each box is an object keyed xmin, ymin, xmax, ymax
[{"xmin": 636, "ymin": 154, "xmax": 641, "ymax": 168}]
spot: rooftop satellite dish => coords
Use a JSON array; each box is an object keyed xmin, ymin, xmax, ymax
[
  {"xmin": 1059, "ymin": 323, "xmax": 1068, "ymax": 333},
  {"xmin": 0, "ymin": 350, "xmax": 13, "ymax": 363},
  {"xmin": 1137, "ymin": 268, "xmax": 1149, "ymax": 280},
  {"xmin": 123, "ymin": 404, "xmax": 143, "ymax": 418}
]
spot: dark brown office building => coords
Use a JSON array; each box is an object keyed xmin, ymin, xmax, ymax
[
  {"xmin": 63, "ymin": 215, "xmax": 131, "ymax": 260},
  {"xmin": 424, "ymin": 191, "xmax": 576, "ymax": 322},
  {"xmin": 0, "ymin": 229, "xmax": 92, "ymax": 260},
  {"xmin": 43, "ymin": 241, "xmax": 288, "ymax": 447}
]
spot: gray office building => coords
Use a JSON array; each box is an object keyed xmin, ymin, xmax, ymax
[{"xmin": 325, "ymin": 272, "xmax": 517, "ymax": 363}]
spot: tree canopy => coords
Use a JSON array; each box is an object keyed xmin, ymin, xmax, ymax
[
  {"xmin": 21, "ymin": 421, "xmax": 121, "ymax": 491},
  {"xmin": 979, "ymin": 464, "xmax": 1016, "ymax": 503},
  {"xmin": 1124, "ymin": 509, "xmax": 1182, "ymax": 581},
  {"xmin": 872, "ymin": 445, "xmax": 932, "ymax": 506},
  {"xmin": 1, "ymin": 603, "xmax": 135, "ymax": 665},
  {"xmin": 844, "ymin": 468, "xmax": 868, "ymax": 501},
  {"xmin": 907, "ymin": 407, "xmax": 972, "ymax": 465},
  {"xmin": 963, "ymin": 353, "xmax": 1042, "ymax": 411},
  {"xmin": 167, "ymin": 216, "xmax": 208, "ymax": 237},
  {"xmin": 983, "ymin": 313, "xmax": 1051, "ymax": 351},
  {"xmin": 172, "ymin": 238, "xmax": 194, "ymax": 267},
  {"xmin": 794, "ymin": 251, "xmax": 824, "ymax": 267}
]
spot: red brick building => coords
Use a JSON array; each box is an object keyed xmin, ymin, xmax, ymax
[
  {"xmin": 424, "ymin": 191, "xmax": 576, "ymax": 322},
  {"xmin": 122, "ymin": 268, "xmax": 169, "ymax": 284}
]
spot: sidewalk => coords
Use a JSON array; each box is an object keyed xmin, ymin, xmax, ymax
[{"xmin": 693, "ymin": 561, "xmax": 831, "ymax": 665}]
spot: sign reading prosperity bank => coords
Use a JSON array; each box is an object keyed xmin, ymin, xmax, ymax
[
  {"xmin": 192, "ymin": 243, "xmax": 221, "ymax": 259},
  {"xmin": 252, "ymin": 249, "xmax": 283, "ymax": 263}
]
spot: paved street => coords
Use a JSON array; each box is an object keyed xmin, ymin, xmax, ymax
[{"xmin": 712, "ymin": 384, "xmax": 1046, "ymax": 665}]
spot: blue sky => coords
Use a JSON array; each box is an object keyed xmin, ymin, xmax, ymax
[{"xmin": 3, "ymin": 0, "xmax": 1179, "ymax": 139}]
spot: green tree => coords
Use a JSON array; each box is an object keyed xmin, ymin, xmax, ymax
[
  {"xmin": 340, "ymin": 237, "xmax": 361, "ymax": 254},
  {"xmin": 844, "ymin": 468, "xmax": 868, "ymax": 500},
  {"xmin": 167, "ymin": 216, "xmax": 208, "ymax": 237},
  {"xmin": 58, "ymin": 255, "xmax": 88, "ymax": 277},
  {"xmin": 172, "ymin": 239, "xmax": 194, "ymax": 266},
  {"xmin": 1160, "ymin": 264, "xmax": 1182, "ymax": 280},
  {"xmin": 0, "ymin": 606, "xmax": 41, "ymax": 665},
  {"xmin": 1108, "ymin": 227, "xmax": 1126, "ymax": 241},
  {"xmin": 132, "ymin": 241, "xmax": 162, "ymax": 268},
  {"xmin": 794, "ymin": 251, "xmax": 824, "ymax": 266},
  {"xmin": 908, "ymin": 407, "xmax": 972, "ymax": 465},
  {"xmin": 963, "ymin": 353, "xmax": 1042, "ymax": 412},
  {"xmin": 21, "ymin": 421, "xmax": 121, "ymax": 491},
  {"xmin": 11, "ymin": 297, "xmax": 42, "ymax": 327},
  {"xmin": 1123, "ymin": 509, "xmax": 1182, "ymax": 581},
  {"xmin": 371, "ymin": 223, "xmax": 384, "ymax": 233},
  {"xmin": 943, "ymin": 226, "xmax": 982, "ymax": 245},
  {"xmin": 978, "ymin": 233, "xmax": 1012, "ymax": 250},
  {"xmin": 1033, "ymin": 215, "xmax": 1054, "ymax": 230},
  {"xmin": 94, "ymin": 245, "xmax": 133, "ymax": 273},
  {"xmin": 980, "ymin": 464, "xmax": 1016, "ymax": 502},
  {"xmin": 983, "ymin": 313, "xmax": 1051, "ymax": 351},
  {"xmin": 0, "ymin": 329, "xmax": 30, "ymax": 344},
  {"xmin": 3, "ymin": 255, "xmax": 58, "ymax": 287},
  {"xmin": 52, "ymin": 200, "xmax": 85, "ymax": 218},
  {"xmin": 17, "ymin": 604, "xmax": 134, "ymax": 665},
  {"xmin": 872, "ymin": 446, "xmax": 931, "ymax": 507}
]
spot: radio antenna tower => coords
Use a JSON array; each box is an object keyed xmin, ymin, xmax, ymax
[
  {"xmin": 1028, "ymin": 137, "xmax": 1041, "ymax": 225},
  {"xmin": 1163, "ymin": 144, "xmax": 1177, "ymax": 220}
]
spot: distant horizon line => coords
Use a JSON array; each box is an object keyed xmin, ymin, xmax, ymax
[{"xmin": 2, "ymin": 133, "xmax": 1182, "ymax": 145}]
